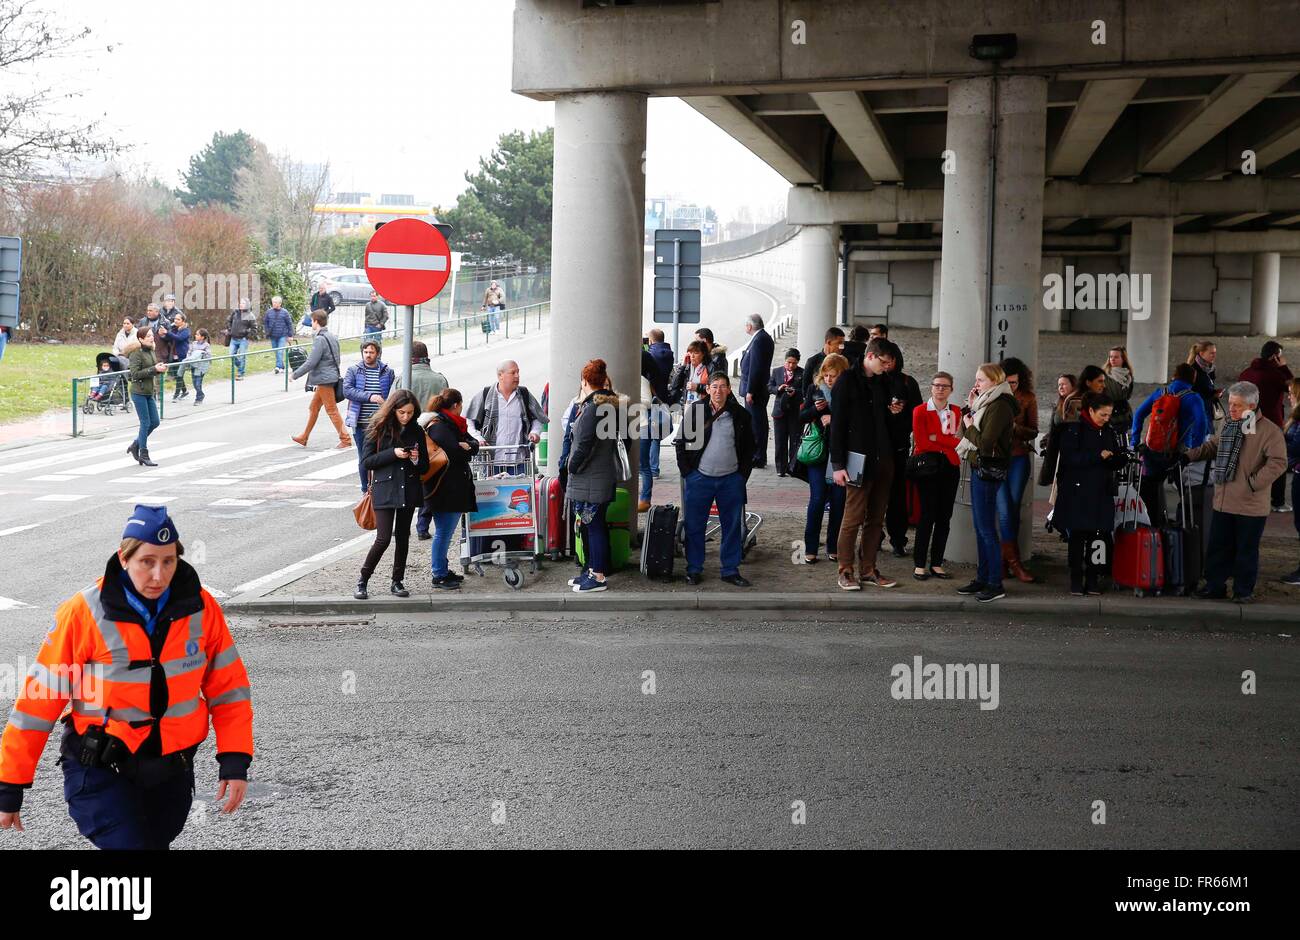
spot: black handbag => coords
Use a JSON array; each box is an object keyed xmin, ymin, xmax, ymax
[
  {"xmin": 905, "ymin": 451, "xmax": 944, "ymax": 480},
  {"xmin": 973, "ymin": 455, "xmax": 1010, "ymax": 482}
]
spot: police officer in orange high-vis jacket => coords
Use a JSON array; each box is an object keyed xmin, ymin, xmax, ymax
[{"xmin": 0, "ymin": 505, "xmax": 253, "ymax": 849}]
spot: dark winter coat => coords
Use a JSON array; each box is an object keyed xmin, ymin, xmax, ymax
[
  {"xmin": 566, "ymin": 389, "xmax": 623, "ymax": 504},
  {"xmin": 828, "ymin": 364, "xmax": 893, "ymax": 477},
  {"xmin": 676, "ymin": 393, "xmax": 757, "ymax": 481},
  {"xmin": 1053, "ymin": 417, "xmax": 1126, "ymax": 533},
  {"xmin": 168, "ymin": 325, "xmax": 190, "ymax": 363},
  {"xmin": 740, "ymin": 328, "xmax": 774, "ymax": 401},
  {"xmin": 768, "ymin": 365, "xmax": 805, "ymax": 418},
  {"xmin": 421, "ymin": 413, "xmax": 479, "ymax": 513},
  {"xmin": 126, "ymin": 341, "xmax": 158, "ymax": 397},
  {"xmin": 361, "ymin": 421, "xmax": 429, "ymax": 510},
  {"xmin": 263, "ymin": 307, "xmax": 294, "ymax": 340},
  {"xmin": 1237, "ymin": 356, "xmax": 1295, "ymax": 429}
]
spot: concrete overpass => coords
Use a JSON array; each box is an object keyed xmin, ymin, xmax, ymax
[{"xmin": 513, "ymin": 0, "xmax": 1300, "ymax": 433}]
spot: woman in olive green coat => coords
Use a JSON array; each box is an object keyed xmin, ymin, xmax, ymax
[{"xmin": 125, "ymin": 327, "xmax": 167, "ymax": 467}]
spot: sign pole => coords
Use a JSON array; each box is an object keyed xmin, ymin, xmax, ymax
[
  {"xmin": 672, "ymin": 238, "xmax": 681, "ymax": 356},
  {"xmin": 402, "ymin": 304, "xmax": 414, "ymax": 390}
]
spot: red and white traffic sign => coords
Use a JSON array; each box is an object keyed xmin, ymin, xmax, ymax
[{"xmin": 363, "ymin": 218, "xmax": 452, "ymax": 306}]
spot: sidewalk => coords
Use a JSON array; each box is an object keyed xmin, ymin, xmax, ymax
[{"xmin": 227, "ymin": 444, "xmax": 1299, "ymax": 631}]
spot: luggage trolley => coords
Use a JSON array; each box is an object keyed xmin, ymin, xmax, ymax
[{"xmin": 460, "ymin": 444, "xmax": 543, "ymax": 590}]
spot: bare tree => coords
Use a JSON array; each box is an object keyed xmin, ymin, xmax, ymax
[
  {"xmin": 235, "ymin": 139, "xmax": 329, "ymax": 272},
  {"xmin": 0, "ymin": 0, "xmax": 119, "ymax": 193}
]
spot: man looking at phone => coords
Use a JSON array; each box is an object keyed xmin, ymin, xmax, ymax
[{"xmin": 830, "ymin": 338, "xmax": 899, "ymax": 591}]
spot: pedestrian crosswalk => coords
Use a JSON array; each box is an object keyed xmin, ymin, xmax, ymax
[{"xmin": 4, "ymin": 437, "xmax": 369, "ymax": 512}]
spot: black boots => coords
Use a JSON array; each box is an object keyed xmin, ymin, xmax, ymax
[
  {"xmin": 137, "ymin": 448, "xmax": 157, "ymax": 467},
  {"xmin": 127, "ymin": 441, "xmax": 139, "ymax": 461},
  {"xmin": 354, "ymin": 577, "xmax": 369, "ymax": 600},
  {"xmin": 390, "ymin": 580, "xmax": 409, "ymax": 597}
]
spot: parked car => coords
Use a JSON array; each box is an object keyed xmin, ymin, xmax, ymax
[{"xmin": 320, "ymin": 268, "xmax": 378, "ymax": 306}]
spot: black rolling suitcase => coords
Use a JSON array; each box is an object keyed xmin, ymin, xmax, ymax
[
  {"xmin": 1161, "ymin": 462, "xmax": 1202, "ymax": 596},
  {"xmin": 640, "ymin": 503, "xmax": 679, "ymax": 579}
]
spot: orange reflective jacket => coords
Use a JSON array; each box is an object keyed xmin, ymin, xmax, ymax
[{"xmin": 1, "ymin": 568, "xmax": 253, "ymax": 788}]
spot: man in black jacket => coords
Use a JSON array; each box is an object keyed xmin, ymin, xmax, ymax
[
  {"xmin": 880, "ymin": 341, "xmax": 925, "ymax": 557},
  {"xmin": 830, "ymin": 338, "xmax": 900, "ymax": 590},
  {"xmin": 676, "ymin": 372, "xmax": 756, "ymax": 587},
  {"xmin": 739, "ymin": 313, "xmax": 775, "ymax": 468}
]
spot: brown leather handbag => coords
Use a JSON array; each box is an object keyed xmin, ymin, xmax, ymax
[{"xmin": 353, "ymin": 472, "xmax": 376, "ymax": 530}]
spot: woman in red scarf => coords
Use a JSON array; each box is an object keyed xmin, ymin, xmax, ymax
[
  {"xmin": 1054, "ymin": 392, "xmax": 1128, "ymax": 595},
  {"xmin": 418, "ymin": 388, "xmax": 480, "ymax": 589}
]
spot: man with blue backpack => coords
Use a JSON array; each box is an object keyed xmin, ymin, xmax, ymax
[{"xmin": 1131, "ymin": 361, "xmax": 1210, "ymax": 528}]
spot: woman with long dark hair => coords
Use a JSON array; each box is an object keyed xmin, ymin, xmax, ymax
[
  {"xmin": 1055, "ymin": 393, "xmax": 1126, "ymax": 595},
  {"xmin": 997, "ymin": 357, "xmax": 1039, "ymax": 583},
  {"xmin": 355, "ymin": 389, "xmax": 428, "ymax": 599},
  {"xmin": 566, "ymin": 359, "xmax": 621, "ymax": 593},
  {"xmin": 1187, "ymin": 340, "xmax": 1221, "ymax": 420},
  {"xmin": 418, "ymin": 388, "xmax": 479, "ymax": 590}
]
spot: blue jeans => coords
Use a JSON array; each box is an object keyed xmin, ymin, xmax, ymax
[
  {"xmin": 996, "ymin": 454, "xmax": 1031, "ymax": 543},
  {"xmin": 62, "ymin": 748, "xmax": 193, "ymax": 850},
  {"xmin": 803, "ymin": 463, "xmax": 845, "ymax": 557},
  {"xmin": 0, "ymin": 327, "xmax": 7, "ymax": 361},
  {"xmin": 577, "ymin": 501, "xmax": 611, "ymax": 576},
  {"xmin": 230, "ymin": 337, "xmax": 249, "ymax": 375},
  {"xmin": 354, "ymin": 429, "xmax": 368, "ymax": 492},
  {"xmin": 638, "ymin": 437, "xmax": 654, "ymax": 502},
  {"xmin": 429, "ymin": 510, "xmax": 461, "ymax": 578},
  {"xmin": 1204, "ymin": 511, "xmax": 1268, "ymax": 597},
  {"xmin": 131, "ymin": 393, "xmax": 160, "ymax": 450},
  {"xmin": 970, "ymin": 472, "xmax": 1002, "ymax": 588},
  {"xmin": 487, "ymin": 305, "xmax": 502, "ymax": 332},
  {"xmin": 272, "ymin": 335, "xmax": 288, "ymax": 369},
  {"xmin": 684, "ymin": 469, "xmax": 745, "ymax": 577}
]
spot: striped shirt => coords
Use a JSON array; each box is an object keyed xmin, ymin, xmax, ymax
[{"xmin": 358, "ymin": 366, "xmax": 384, "ymax": 423}]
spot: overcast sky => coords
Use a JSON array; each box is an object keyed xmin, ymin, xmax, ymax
[{"xmin": 34, "ymin": 0, "xmax": 787, "ymax": 220}]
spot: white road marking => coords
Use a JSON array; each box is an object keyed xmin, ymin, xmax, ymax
[
  {"xmin": 210, "ymin": 498, "xmax": 265, "ymax": 507},
  {"xmin": 0, "ymin": 523, "xmax": 40, "ymax": 536},
  {"xmin": 0, "ymin": 596, "xmax": 33, "ymax": 610},
  {"xmin": 35, "ymin": 494, "xmax": 91, "ymax": 502},
  {"xmin": 298, "ymin": 500, "xmax": 354, "ymax": 508},
  {"xmin": 0, "ymin": 440, "xmax": 135, "ymax": 475},
  {"xmin": 230, "ymin": 533, "xmax": 375, "ymax": 596},
  {"xmin": 60, "ymin": 441, "xmax": 225, "ymax": 477},
  {"xmin": 109, "ymin": 442, "xmax": 293, "ymax": 482},
  {"xmin": 204, "ymin": 587, "xmax": 229, "ymax": 598},
  {"xmin": 205, "ymin": 447, "xmax": 349, "ymax": 482},
  {"xmin": 300, "ymin": 458, "xmax": 364, "ymax": 480},
  {"xmin": 28, "ymin": 474, "xmax": 76, "ymax": 482},
  {"xmin": 193, "ymin": 478, "xmax": 240, "ymax": 486}
]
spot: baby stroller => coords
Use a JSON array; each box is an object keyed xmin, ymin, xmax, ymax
[{"xmin": 82, "ymin": 352, "xmax": 131, "ymax": 416}]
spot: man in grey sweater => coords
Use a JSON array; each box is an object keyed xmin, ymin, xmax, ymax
[
  {"xmin": 364, "ymin": 291, "xmax": 388, "ymax": 343},
  {"xmin": 290, "ymin": 311, "xmax": 351, "ymax": 448}
]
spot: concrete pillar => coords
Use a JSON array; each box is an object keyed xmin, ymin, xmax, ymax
[
  {"xmin": 1038, "ymin": 257, "xmax": 1066, "ymax": 331},
  {"xmin": 930, "ymin": 259, "xmax": 942, "ymax": 328},
  {"xmin": 1250, "ymin": 251, "xmax": 1280, "ymax": 336},
  {"xmin": 1126, "ymin": 217, "xmax": 1174, "ymax": 384},
  {"xmin": 548, "ymin": 92, "xmax": 647, "ymax": 478},
  {"xmin": 798, "ymin": 221, "xmax": 840, "ymax": 355},
  {"xmin": 938, "ymin": 76, "xmax": 1047, "ymax": 564}
]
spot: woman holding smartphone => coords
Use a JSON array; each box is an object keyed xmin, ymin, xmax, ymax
[{"xmin": 355, "ymin": 389, "xmax": 429, "ymax": 600}]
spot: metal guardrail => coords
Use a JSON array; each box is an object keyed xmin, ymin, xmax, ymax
[{"xmin": 69, "ymin": 301, "xmax": 551, "ymax": 437}]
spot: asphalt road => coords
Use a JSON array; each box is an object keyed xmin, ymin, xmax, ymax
[{"xmin": 1, "ymin": 611, "xmax": 1294, "ymax": 849}]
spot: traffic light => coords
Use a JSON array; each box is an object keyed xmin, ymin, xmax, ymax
[{"xmin": 0, "ymin": 236, "xmax": 19, "ymax": 330}]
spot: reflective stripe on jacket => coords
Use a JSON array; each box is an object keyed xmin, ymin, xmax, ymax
[{"xmin": 0, "ymin": 579, "xmax": 253, "ymax": 787}]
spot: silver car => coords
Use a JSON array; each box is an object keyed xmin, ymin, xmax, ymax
[{"xmin": 320, "ymin": 268, "xmax": 377, "ymax": 306}]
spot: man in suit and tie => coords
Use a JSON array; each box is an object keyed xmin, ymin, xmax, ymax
[{"xmin": 739, "ymin": 313, "xmax": 775, "ymax": 469}]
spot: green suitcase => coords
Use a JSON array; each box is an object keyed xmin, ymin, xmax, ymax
[{"xmin": 575, "ymin": 486, "xmax": 631, "ymax": 571}]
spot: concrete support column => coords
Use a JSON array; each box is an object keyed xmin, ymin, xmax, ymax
[
  {"xmin": 938, "ymin": 76, "xmax": 1047, "ymax": 564},
  {"xmin": 1038, "ymin": 257, "xmax": 1066, "ymax": 332},
  {"xmin": 548, "ymin": 92, "xmax": 647, "ymax": 478},
  {"xmin": 797, "ymin": 221, "xmax": 840, "ymax": 355},
  {"xmin": 1126, "ymin": 217, "xmax": 1174, "ymax": 384},
  {"xmin": 1250, "ymin": 251, "xmax": 1280, "ymax": 336},
  {"xmin": 930, "ymin": 259, "xmax": 942, "ymax": 328}
]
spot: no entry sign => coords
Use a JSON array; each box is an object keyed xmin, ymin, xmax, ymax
[{"xmin": 363, "ymin": 218, "xmax": 452, "ymax": 305}]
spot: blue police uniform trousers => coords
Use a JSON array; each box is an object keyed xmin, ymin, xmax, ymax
[{"xmin": 62, "ymin": 749, "xmax": 194, "ymax": 850}]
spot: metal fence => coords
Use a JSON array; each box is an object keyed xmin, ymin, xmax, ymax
[{"xmin": 70, "ymin": 301, "xmax": 550, "ymax": 437}]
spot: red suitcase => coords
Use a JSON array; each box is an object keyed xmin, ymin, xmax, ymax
[
  {"xmin": 1113, "ymin": 524, "xmax": 1163, "ymax": 596},
  {"xmin": 535, "ymin": 475, "xmax": 566, "ymax": 559}
]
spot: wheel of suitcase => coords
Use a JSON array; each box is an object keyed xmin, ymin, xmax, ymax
[{"xmin": 503, "ymin": 566, "xmax": 524, "ymax": 591}]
